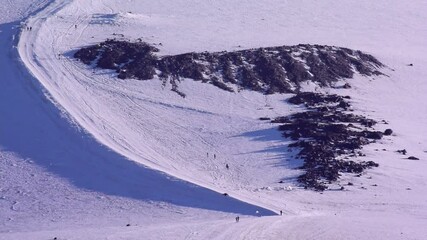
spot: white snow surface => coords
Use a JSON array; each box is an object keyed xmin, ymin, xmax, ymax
[{"xmin": 1, "ymin": 0, "xmax": 426, "ymax": 239}]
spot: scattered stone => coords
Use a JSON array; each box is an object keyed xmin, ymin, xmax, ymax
[
  {"xmin": 407, "ymin": 156, "xmax": 419, "ymax": 160},
  {"xmin": 259, "ymin": 117, "xmax": 271, "ymax": 121},
  {"xmin": 343, "ymin": 83, "xmax": 352, "ymax": 89},
  {"xmin": 126, "ymin": 223, "xmax": 131, "ymax": 227},
  {"xmin": 223, "ymin": 193, "xmax": 229, "ymax": 196},
  {"xmin": 348, "ymin": 182, "xmax": 354, "ymax": 186},
  {"xmin": 406, "ymin": 188, "xmax": 412, "ymax": 190},
  {"xmin": 383, "ymin": 129, "xmax": 393, "ymax": 135}
]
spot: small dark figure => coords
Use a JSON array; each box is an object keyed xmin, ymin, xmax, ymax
[
  {"xmin": 29, "ymin": 27, "xmax": 32, "ymax": 31},
  {"xmin": 223, "ymin": 193, "xmax": 228, "ymax": 196},
  {"xmin": 235, "ymin": 216, "xmax": 239, "ymax": 222},
  {"xmin": 207, "ymin": 152, "xmax": 209, "ymax": 157},
  {"xmin": 397, "ymin": 149, "xmax": 407, "ymax": 155},
  {"xmin": 226, "ymin": 164, "xmax": 229, "ymax": 169},
  {"xmin": 75, "ymin": 24, "xmax": 77, "ymax": 29},
  {"xmin": 214, "ymin": 154, "xmax": 216, "ymax": 159},
  {"xmin": 280, "ymin": 210, "xmax": 283, "ymax": 215}
]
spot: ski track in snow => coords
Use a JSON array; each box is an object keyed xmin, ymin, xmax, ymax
[{"xmin": 1, "ymin": 0, "xmax": 426, "ymax": 239}]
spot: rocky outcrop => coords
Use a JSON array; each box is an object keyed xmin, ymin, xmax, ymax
[{"xmin": 74, "ymin": 40, "xmax": 383, "ymax": 95}]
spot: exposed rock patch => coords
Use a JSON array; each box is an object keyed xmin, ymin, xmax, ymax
[
  {"xmin": 273, "ymin": 92, "xmax": 383, "ymax": 191},
  {"xmin": 74, "ymin": 40, "xmax": 383, "ymax": 95}
]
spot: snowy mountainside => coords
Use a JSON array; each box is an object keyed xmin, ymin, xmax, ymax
[{"xmin": 1, "ymin": 0, "xmax": 426, "ymax": 239}]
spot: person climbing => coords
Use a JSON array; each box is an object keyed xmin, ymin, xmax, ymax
[
  {"xmin": 235, "ymin": 216, "xmax": 239, "ymax": 222},
  {"xmin": 214, "ymin": 154, "xmax": 216, "ymax": 159},
  {"xmin": 207, "ymin": 152, "xmax": 209, "ymax": 157},
  {"xmin": 280, "ymin": 210, "xmax": 283, "ymax": 215},
  {"xmin": 226, "ymin": 164, "xmax": 229, "ymax": 169},
  {"xmin": 75, "ymin": 24, "xmax": 77, "ymax": 29}
]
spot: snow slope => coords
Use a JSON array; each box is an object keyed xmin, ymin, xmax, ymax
[
  {"xmin": 2, "ymin": 0, "xmax": 427, "ymax": 239},
  {"xmin": 1, "ymin": 0, "xmax": 274, "ymax": 238}
]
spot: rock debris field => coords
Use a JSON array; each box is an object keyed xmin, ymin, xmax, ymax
[{"xmin": 272, "ymin": 92, "xmax": 392, "ymax": 191}]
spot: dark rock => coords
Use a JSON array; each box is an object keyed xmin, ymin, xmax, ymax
[
  {"xmin": 363, "ymin": 131, "xmax": 383, "ymax": 140},
  {"xmin": 74, "ymin": 40, "xmax": 384, "ymax": 96},
  {"xmin": 338, "ymin": 100, "xmax": 350, "ymax": 109},
  {"xmin": 343, "ymin": 83, "xmax": 351, "ymax": 89},
  {"xmin": 259, "ymin": 117, "xmax": 271, "ymax": 121},
  {"xmin": 407, "ymin": 156, "xmax": 419, "ymax": 160},
  {"xmin": 384, "ymin": 129, "xmax": 393, "ymax": 135},
  {"xmin": 223, "ymin": 193, "xmax": 229, "ymax": 196}
]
